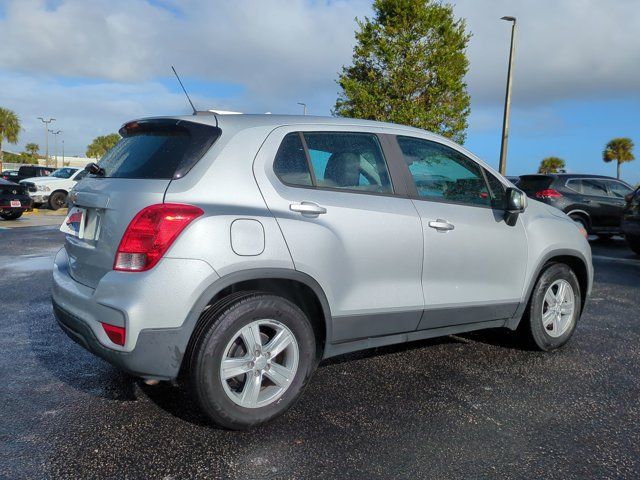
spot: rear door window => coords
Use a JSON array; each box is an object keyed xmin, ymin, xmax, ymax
[
  {"xmin": 273, "ymin": 132, "xmax": 393, "ymax": 194},
  {"xmin": 97, "ymin": 119, "xmax": 220, "ymax": 179},
  {"xmin": 579, "ymin": 179, "xmax": 608, "ymax": 197},
  {"xmin": 304, "ymin": 132, "xmax": 392, "ymax": 193}
]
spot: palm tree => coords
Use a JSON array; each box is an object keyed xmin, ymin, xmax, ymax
[
  {"xmin": 603, "ymin": 138, "xmax": 635, "ymax": 179},
  {"xmin": 25, "ymin": 142, "xmax": 40, "ymax": 158},
  {"xmin": 0, "ymin": 107, "xmax": 21, "ymax": 172},
  {"xmin": 538, "ymin": 157, "xmax": 565, "ymax": 174}
]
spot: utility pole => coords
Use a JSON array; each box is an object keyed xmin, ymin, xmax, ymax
[
  {"xmin": 297, "ymin": 102, "xmax": 308, "ymax": 116},
  {"xmin": 38, "ymin": 117, "xmax": 56, "ymax": 166},
  {"xmin": 62, "ymin": 140, "xmax": 65, "ymax": 166},
  {"xmin": 50, "ymin": 130, "xmax": 62, "ymax": 168},
  {"xmin": 498, "ymin": 16, "xmax": 517, "ymax": 176}
]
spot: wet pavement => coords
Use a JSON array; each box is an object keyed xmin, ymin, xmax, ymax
[{"xmin": 1, "ymin": 228, "xmax": 639, "ymax": 479}]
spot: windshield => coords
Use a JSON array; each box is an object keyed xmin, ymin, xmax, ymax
[
  {"xmin": 50, "ymin": 168, "xmax": 78, "ymax": 179},
  {"xmin": 97, "ymin": 119, "xmax": 221, "ymax": 179}
]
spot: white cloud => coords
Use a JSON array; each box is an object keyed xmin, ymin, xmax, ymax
[{"xmin": 0, "ymin": 0, "xmax": 639, "ymax": 155}]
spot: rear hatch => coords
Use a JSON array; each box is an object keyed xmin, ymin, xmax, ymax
[
  {"xmin": 64, "ymin": 118, "xmax": 220, "ymax": 289},
  {"xmin": 518, "ymin": 175, "xmax": 554, "ymax": 197}
]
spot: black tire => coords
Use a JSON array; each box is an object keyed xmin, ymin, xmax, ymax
[
  {"xmin": 569, "ymin": 215, "xmax": 589, "ymax": 233},
  {"xmin": 626, "ymin": 236, "xmax": 640, "ymax": 256},
  {"xmin": 0, "ymin": 211, "xmax": 23, "ymax": 220},
  {"xmin": 519, "ymin": 263, "xmax": 582, "ymax": 351},
  {"xmin": 189, "ymin": 292, "xmax": 316, "ymax": 430},
  {"xmin": 48, "ymin": 191, "xmax": 67, "ymax": 210}
]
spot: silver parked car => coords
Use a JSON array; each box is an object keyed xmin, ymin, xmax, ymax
[{"xmin": 52, "ymin": 114, "xmax": 593, "ymax": 429}]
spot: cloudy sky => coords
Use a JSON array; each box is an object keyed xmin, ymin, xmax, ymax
[{"xmin": 0, "ymin": 0, "xmax": 639, "ymax": 183}]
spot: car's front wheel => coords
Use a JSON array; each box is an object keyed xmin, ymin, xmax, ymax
[
  {"xmin": 520, "ymin": 263, "xmax": 582, "ymax": 351},
  {"xmin": 189, "ymin": 292, "xmax": 316, "ymax": 430}
]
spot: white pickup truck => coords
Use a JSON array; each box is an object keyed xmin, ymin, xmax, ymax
[{"xmin": 20, "ymin": 167, "xmax": 88, "ymax": 210}]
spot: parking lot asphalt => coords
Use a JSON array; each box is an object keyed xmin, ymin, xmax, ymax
[
  {"xmin": 1, "ymin": 227, "xmax": 638, "ymax": 479},
  {"xmin": 0, "ymin": 208, "xmax": 68, "ymax": 229}
]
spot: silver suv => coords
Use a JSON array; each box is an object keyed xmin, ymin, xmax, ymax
[{"xmin": 52, "ymin": 114, "xmax": 593, "ymax": 429}]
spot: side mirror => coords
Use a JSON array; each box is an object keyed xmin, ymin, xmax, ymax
[
  {"xmin": 85, "ymin": 162, "xmax": 105, "ymax": 176},
  {"xmin": 504, "ymin": 187, "xmax": 527, "ymax": 226}
]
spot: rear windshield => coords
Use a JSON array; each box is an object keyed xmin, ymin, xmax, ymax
[
  {"xmin": 97, "ymin": 119, "xmax": 220, "ymax": 179},
  {"xmin": 518, "ymin": 175, "xmax": 553, "ymax": 193}
]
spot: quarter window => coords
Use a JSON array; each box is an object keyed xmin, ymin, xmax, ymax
[
  {"xmin": 273, "ymin": 133, "xmax": 312, "ymax": 187},
  {"xmin": 397, "ymin": 136, "xmax": 490, "ymax": 207}
]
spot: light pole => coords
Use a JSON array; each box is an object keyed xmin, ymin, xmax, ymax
[
  {"xmin": 38, "ymin": 117, "xmax": 56, "ymax": 166},
  {"xmin": 62, "ymin": 140, "xmax": 65, "ymax": 167},
  {"xmin": 49, "ymin": 130, "xmax": 62, "ymax": 168},
  {"xmin": 498, "ymin": 16, "xmax": 517, "ymax": 176},
  {"xmin": 297, "ymin": 102, "xmax": 308, "ymax": 115}
]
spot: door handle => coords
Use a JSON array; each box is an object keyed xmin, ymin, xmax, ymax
[
  {"xmin": 290, "ymin": 202, "xmax": 327, "ymax": 216},
  {"xmin": 428, "ymin": 219, "xmax": 455, "ymax": 232}
]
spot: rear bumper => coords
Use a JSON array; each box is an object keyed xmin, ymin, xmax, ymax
[
  {"xmin": 0, "ymin": 195, "xmax": 33, "ymax": 212},
  {"xmin": 53, "ymin": 300, "xmax": 187, "ymax": 380},
  {"xmin": 51, "ymin": 247, "xmax": 219, "ymax": 380}
]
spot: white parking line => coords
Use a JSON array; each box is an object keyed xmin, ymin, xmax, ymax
[{"xmin": 592, "ymin": 254, "xmax": 640, "ymax": 266}]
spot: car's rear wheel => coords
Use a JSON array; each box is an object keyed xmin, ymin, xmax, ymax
[
  {"xmin": 519, "ymin": 263, "xmax": 581, "ymax": 351},
  {"xmin": 189, "ymin": 292, "xmax": 316, "ymax": 430},
  {"xmin": 626, "ymin": 236, "xmax": 640, "ymax": 256},
  {"xmin": 48, "ymin": 191, "xmax": 67, "ymax": 210},
  {"xmin": 0, "ymin": 211, "xmax": 23, "ymax": 220}
]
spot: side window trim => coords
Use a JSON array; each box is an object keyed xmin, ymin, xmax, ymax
[{"xmin": 389, "ymin": 134, "xmax": 496, "ymax": 210}]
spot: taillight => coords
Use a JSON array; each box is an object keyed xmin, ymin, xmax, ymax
[
  {"xmin": 114, "ymin": 203, "xmax": 203, "ymax": 272},
  {"xmin": 535, "ymin": 189, "xmax": 562, "ymax": 199},
  {"xmin": 101, "ymin": 322, "xmax": 126, "ymax": 346}
]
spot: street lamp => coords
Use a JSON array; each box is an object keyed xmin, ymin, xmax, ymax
[
  {"xmin": 38, "ymin": 117, "xmax": 56, "ymax": 166},
  {"xmin": 498, "ymin": 16, "xmax": 517, "ymax": 176},
  {"xmin": 297, "ymin": 102, "xmax": 308, "ymax": 116},
  {"xmin": 49, "ymin": 130, "xmax": 62, "ymax": 169}
]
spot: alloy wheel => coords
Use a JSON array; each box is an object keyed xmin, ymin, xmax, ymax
[
  {"xmin": 220, "ymin": 319, "xmax": 299, "ymax": 409},
  {"xmin": 541, "ymin": 279, "xmax": 575, "ymax": 338}
]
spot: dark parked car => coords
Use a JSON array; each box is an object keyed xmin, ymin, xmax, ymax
[
  {"xmin": 0, "ymin": 178, "xmax": 33, "ymax": 220},
  {"xmin": 622, "ymin": 186, "xmax": 640, "ymax": 255},
  {"xmin": 506, "ymin": 176, "xmax": 521, "ymax": 186},
  {"xmin": 1, "ymin": 170, "xmax": 20, "ymax": 182},
  {"xmin": 12, "ymin": 165, "xmax": 54, "ymax": 183},
  {"xmin": 518, "ymin": 174, "xmax": 634, "ymax": 237}
]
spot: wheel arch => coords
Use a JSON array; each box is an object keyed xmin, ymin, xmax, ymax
[
  {"xmin": 178, "ymin": 268, "xmax": 332, "ymax": 377},
  {"xmin": 506, "ymin": 249, "xmax": 591, "ymax": 330},
  {"xmin": 565, "ymin": 209, "xmax": 591, "ymax": 231}
]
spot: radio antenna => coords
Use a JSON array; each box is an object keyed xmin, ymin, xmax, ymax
[{"xmin": 171, "ymin": 66, "xmax": 197, "ymax": 115}]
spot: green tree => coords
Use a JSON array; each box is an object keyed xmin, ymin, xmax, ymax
[
  {"xmin": 603, "ymin": 137, "xmax": 635, "ymax": 179},
  {"xmin": 538, "ymin": 156, "xmax": 565, "ymax": 174},
  {"xmin": 25, "ymin": 142, "xmax": 40, "ymax": 158},
  {"xmin": 334, "ymin": 0, "xmax": 471, "ymax": 143},
  {"xmin": 0, "ymin": 107, "xmax": 21, "ymax": 172},
  {"xmin": 86, "ymin": 133, "xmax": 121, "ymax": 159}
]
